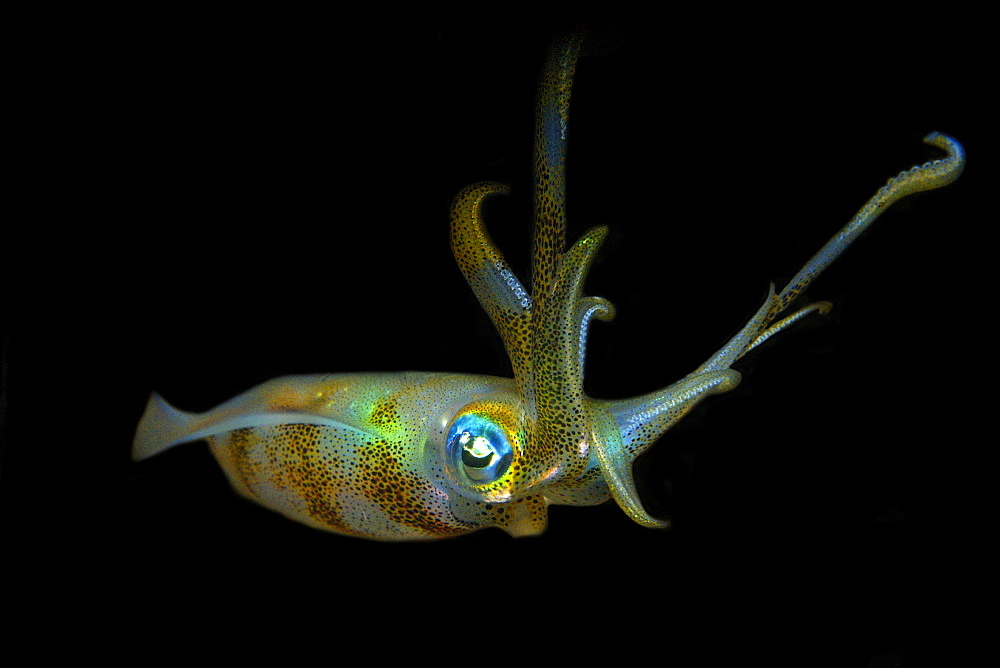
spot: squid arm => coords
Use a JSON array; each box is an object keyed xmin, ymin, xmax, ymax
[{"xmin": 451, "ymin": 33, "xmax": 964, "ymax": 528}]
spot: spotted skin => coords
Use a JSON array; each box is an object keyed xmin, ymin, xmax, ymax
[{"xmin": 133, "ymin": 33, "xmax": 965, "ymax": 540}]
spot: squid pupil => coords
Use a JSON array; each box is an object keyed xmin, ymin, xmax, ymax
[{"xmin": 459, "ymin": 432, "xmax": 496, "ymax": 468}]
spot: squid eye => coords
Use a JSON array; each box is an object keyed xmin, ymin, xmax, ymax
[{"xmin": 446, "ymin": 413, "xmax": 513, "ymax": 484}]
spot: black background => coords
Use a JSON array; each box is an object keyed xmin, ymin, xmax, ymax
[{"xmin": 5, "ymin": 12, "xmax": 988, "ymax": 666}]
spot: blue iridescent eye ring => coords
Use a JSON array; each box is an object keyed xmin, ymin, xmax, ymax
[{"xmin": 445, "ymin": 413, "xmax": 513, "ymax": 484}]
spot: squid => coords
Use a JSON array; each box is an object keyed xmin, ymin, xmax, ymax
[{"xmin": 132, "ymin": 33, "xmax": 965, "ymax": 541}]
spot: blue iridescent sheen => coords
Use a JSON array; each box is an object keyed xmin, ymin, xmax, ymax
[{"xmin": 446, "ymin": 413, "xmax": 513, "ymax": 483}]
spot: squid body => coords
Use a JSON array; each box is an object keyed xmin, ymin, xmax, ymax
[{"xmin": 133, "ymin": 34, "xmax": 965, "ymax": 541}]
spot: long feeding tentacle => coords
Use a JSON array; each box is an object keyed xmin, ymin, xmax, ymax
[
  {"xmin": 531, "ymin": 32, "xmax": 584, "ymax": 305},
  {"xmin": 700, "ymin": 132, "xmax": 965, "ymax": 373},
  {"xmin": 770, "ymin": 132, "xmax": 965, "ymax": 321},
  {"xmin": 525, "ymin": 33, "xmax": 615, "ymax": 488},
  {"xmin": 598, "ymin": 132, "xmax": 965, "ymax": 525}
]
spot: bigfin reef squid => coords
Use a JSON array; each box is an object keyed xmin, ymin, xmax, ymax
[{"xmin": 132, "ymin": 32, "xmax": 965, "ymax": 541}]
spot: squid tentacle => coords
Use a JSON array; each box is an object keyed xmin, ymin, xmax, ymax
[
  {"xmin": 598, "ymin": 132, "xmax": 965, "ymax": 525},
  {"xmin": 773, "ymin": 132, "xmax": 965, "ymax": 317},
  {"xmin": 449, "ymin": 182, "xmax": 528, "ymax": 317}
]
